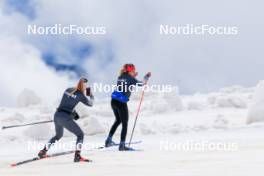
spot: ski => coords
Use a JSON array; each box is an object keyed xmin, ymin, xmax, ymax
[
  {"xmin": 10, "ymin": 140, "xmax": 142, "ymax": 167},
  {"xmin": 97, "ymin": 140, "xmax": 142, "ymax": 149},
  {"xmin": 10, "ymin": 150, "xmax": 75, "ymax": 167}
]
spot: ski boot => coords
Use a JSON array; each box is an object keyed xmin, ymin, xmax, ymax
[
  {"xmin": 74, "ymin": 150, "xmax": 92, "ymax": 162},
  {"xmin": 38, "ymin": 148, "xmax": 48, "ymax": 158},
  {"xmin": 105, "ymin": 137, "xmax": 116, "ymax": 147},
  {"xmin": 119, "ymin": 142, "xmax": 134, "ymax": 151}
]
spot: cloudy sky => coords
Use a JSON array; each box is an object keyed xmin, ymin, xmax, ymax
[{"xmin": 0, "ymin": 0, "xmax": 263, "ymax": 106}]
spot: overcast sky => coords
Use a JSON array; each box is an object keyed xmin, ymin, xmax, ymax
[{"xmin": 0, "ymin": 0, "xmax": 263, "ymax": 105}]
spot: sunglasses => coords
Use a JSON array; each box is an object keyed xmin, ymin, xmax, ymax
[{"xmin": 81, "ymin": 78, "xmax": 88, "ymax": 83}]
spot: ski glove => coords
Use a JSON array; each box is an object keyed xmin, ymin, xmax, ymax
[
  {"xmin": 86, "ymin": 87, "xmax": 91, "ymax": 96},
  {"xmin": 144, "ymin": 72, "xmax": 151, "ymax": 82},
  {"xmin": 71, "ymin": 111, "xmax": 80, "ymax": 120}
]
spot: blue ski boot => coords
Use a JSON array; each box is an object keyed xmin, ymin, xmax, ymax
[
  {"xmin": 105, "ymin": 137, "xmax": 116, "ymax": 147},
  {"xmin": 119, "ymin": 142, "xmax": 134, "ymax": 151}
]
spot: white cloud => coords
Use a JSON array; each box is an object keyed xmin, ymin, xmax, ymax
[
  {"xmin": 0, "ymin": 0, "xmax": 264, "ymax": 105},
  {"xmin": 0, "ymin": 36, "xmax": 73, "ymax": 106},
  {"xmin": 32, "ymin": 0, "xmax": 264, "ymax": 91}
]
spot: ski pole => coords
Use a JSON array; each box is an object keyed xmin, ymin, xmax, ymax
[
  {"xmin": 128, "ymin": 84, "xmax": 146, "ymax": 147},
  {"xmin": 2, "ymin": 120, "xmax": 54, "ymax": 130}
]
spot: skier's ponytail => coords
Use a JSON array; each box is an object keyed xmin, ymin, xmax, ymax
[{"xmin": 70, "ymin": 78, "xmax": 87, "ymax": 96}]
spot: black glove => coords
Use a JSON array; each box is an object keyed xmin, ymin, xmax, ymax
[
  {"xmin": 86, "ymin": 87, "xmax": 91, "ymax": 96},
  {"xmin": 71, "ymin": 111, "xmax": 80, "ymax": 120}
]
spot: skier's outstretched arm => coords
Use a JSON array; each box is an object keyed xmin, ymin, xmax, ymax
[
  {"xmin": 81, "ymin": 92, "xmax": 94, "ymax": 107},
  {"xmin": 134, "ymin": 72, "xmax": 152, "ymax": 86},
  {"xmin": 87, "ymin": 95, "xmax": 94, "ymax": 106}
]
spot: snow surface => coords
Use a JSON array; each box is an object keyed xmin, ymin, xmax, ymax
[
  {"xmin": 0, "ymin": 85, "xmax": 264, "ymax": 176},
  {"xmin": 247, "ymin": 81, "xmax": 264, "ymax": 124}
]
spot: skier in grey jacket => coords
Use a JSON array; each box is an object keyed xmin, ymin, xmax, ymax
[{"xmin": 38, "ymin": 78, "xmax": 94, "ymax": 162}]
